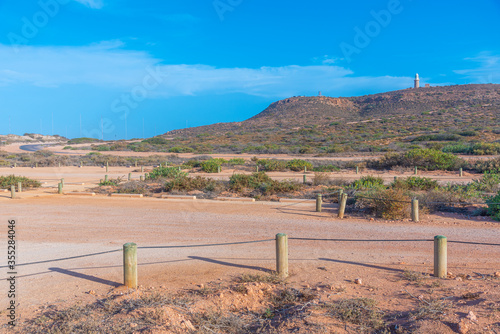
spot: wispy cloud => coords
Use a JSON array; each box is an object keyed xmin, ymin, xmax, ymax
[
  {"xmin": 454, "ymin": 52, "xmax": 500, "ymax": 84},
  {"xmin": 0, "ymin": 42, "xmax": 414, "ymax": 98},
  {"xmin": 73, "ymin": 0, "xmax": 104, "ymax": 9}
]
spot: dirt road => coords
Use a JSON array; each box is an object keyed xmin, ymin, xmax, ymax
[{"xmin": 1, "ymin": 194, "xmax": 498, "ymax": 322}]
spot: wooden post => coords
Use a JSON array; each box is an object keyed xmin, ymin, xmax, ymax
[
  {"xmin": 218, "ymin": 166, "xmax": 221, "ymax": 173},
  {"xmin": 356, "ymin": 166, "xmax": 359, "ymax": 174},
  {"xmin": 316, "ymin": 194, "xmax": 322, "ymax": 212},
  {"xmin": 61, "ymin": 178, "xmax": 64, "ymax": 188},
  {"xmin": 411, "ymin": 198, "xmax": 419, "ymax": 222},
  {"xmin": 14, "ymin": 163, "xmax": 16, "ymax": 168},
  {"xmin": 141, "ymin": 166, "xmax": 144, "ymax": 173},
  {"xmin": 338, "ymin": 193, "xmax": 347, "ymax": 219},
  {"xmin": 10, "ymin": 185, "xmax": 15, "ymax": 199},
  {"xmin": 106, "ymin": 161, "xmax": 109, "ymax": 173},
  {"xmin": 17, "ymin": 182, "xmax": 22, "ymax": 193},
  {"xmin": 338, "ymin": 189, "xmax": 344, "ymax": 203},
  {"xmin": 304, "ymin": 166, "xmax": 307, "ymax": 173},
  {"xmin": 160, "ymin": 163, "xmax": 162, "ymax": 168},
  {"xmin": 140, "ymin": 175, "xmax": 144, "ymax": 181},
  {"xmin": 459, "ymin": 168, "xmax": 463, "ymax": 177},
  {"xmin": 58, "ymin": 162, "xmax": 61, "ymax": 168},
  {"xmin": 80, "ymin": 161, "xmax": 83, "ymax": 168},
  {"xmin": 135, "ymin": 161, "xmax": 137, "ymax": 168},
  {"xmin": 105, "ymin": 175, "xmax": 108, "ymax": 182},
  {"xmin": 276, "ymin": 234, "xmax": 288, "ymax": 279},
  {"xmin": 123, "ymin": 243, "xmax": 138, "ymax": 288},
  {"xmin": 414, "ymin": 166, "xmax": 418, "ymax": 175},
  {"xmin": 128, "ymin": 173, "xmax": 132, "ymax": 181},
  {"xmin": 434, "ymin": 235, "xmax": 447, "ymax": 278},
  {"xmin": 58, "ymin": 183, "xmax": 63, "ymax": 194},
  {"xmin": 256, "ymin": 165, "xmax": 259, "ymax": 172},
  {"xmin": 35, "ymin": 163, "xmax": 38, "ymax": 168},
  {"xmin": 303, "ymin": 174, "xmax": 307, "ymax": 184}
]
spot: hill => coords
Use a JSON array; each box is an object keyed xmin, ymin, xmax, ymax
[{"xmin": 100, "ymin": 84, "xmax": 500, "ymax": 155}]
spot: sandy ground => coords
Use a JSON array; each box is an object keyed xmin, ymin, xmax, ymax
[{"xmin": 0, "ymin": 165, "xmax": 498, "ymax": 330}]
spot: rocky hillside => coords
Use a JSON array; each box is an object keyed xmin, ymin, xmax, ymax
[{"xmin": 166, "ymin": 84, "xmax": 500, "ymax": 137}]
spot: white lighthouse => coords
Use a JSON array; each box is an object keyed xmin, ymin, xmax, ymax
[{"xmin": 414, "ymin": 73, "xmax": 420, "ymax": 89}]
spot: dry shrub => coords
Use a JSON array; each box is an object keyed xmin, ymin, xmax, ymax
[
  {"xmin": 356, "ymin": 189, "xmax": 411, "ymax": 220},
  {"xmin": 312, "ymin": 172, "xmax": 331, "ymax": 186},
  {"xmin": 326, "ymin": 298, "xmax": 385, "ymax": 331}
]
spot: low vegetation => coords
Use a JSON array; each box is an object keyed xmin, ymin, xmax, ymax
[{"xmin": 0, "ymin": 175, "xmax": 41, "ymax": 189}]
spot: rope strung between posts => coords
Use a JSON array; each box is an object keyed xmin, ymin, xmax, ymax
[{"xmin": 139, "ymin": 239, "xmax": 275, "ymax": 249}]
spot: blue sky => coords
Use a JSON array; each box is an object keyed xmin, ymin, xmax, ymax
[{"xmin": 0, "ymin": 0, "xmax": 499, "ymax": 139}]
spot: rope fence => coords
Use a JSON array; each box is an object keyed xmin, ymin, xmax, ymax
[{"xmin": 119, "ymin": 234, "xmax": 499, "ymax": 288}]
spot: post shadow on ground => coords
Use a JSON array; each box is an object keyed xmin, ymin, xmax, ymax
[
  {"xmin": 319, "ymin": 258, "xmax": 405, "ymax": 273},
  {"xmin": 48, "ymin": 267, "xmax": 121, "ymax": 287},
  {"xmin": 188, "ymin": 256, "xmax": 271, "ymax": 273}
]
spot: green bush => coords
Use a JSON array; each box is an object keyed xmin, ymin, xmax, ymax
[
  {"xmin": 229, "ymin": 172, "xmax": 301, "ymax": 195},
  {"xmin": 374, "ymin": 149, "xmax": 464, "ymax": 171},
  {"xmin": 472, "ymin": 157, "xmax": 500, "ymax": 173},
  {"xmin": 227, "ymin": 158, "xmax": 245, "ymax": 166},
  {"xmin": 256, "ymin": 159, "xmax": 287, "ymax": 172},
  {"xmin": 0, "ymin": 175, "xmax": 41, "ymax": 189},
  {"xmin": 443, "ymin": 142, "xmax": 500, "ymax": 155},
  {"xmin": 229, "ymin": 172, "xmax": 273, "ymax": 191},
  {"xmin": 147, "ymin": 167, "xmax": 187, "ymax": 180},
  {"xmin": 164, "ymin": 175, "xmax": 217, "ymax": 192},
  {"xmin": 201, "ymin": 159, "xmax": 222, "ymax": 173},
  {"xmin": 487, "ymin": 192, "xmax": 500, "ymax": 221},
  {"xmin": 350, "ymin": 176, "xmax": 385, "ymax": 190},
  {"xmin": 392, "ymin": 177, "xmax": 438, "ymax": 191},
  {"xmin": 313, "ymin": 165, "xmax": 341, "ymax": 172},
  {"xmin": 286, "ymin": 159, "xmax": 313, "ymax": 172}
]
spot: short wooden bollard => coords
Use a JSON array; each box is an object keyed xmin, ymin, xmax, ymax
[
  {"xmin": 414, "ymin": 166, "xmax": 418, "ymax": 175},
  {"xmin": 141, "ymin": 166, "xmax": 144, "ymax": 173},
  {"xmin": 356, "ymin": 166, "xmax": 359, "ymax": 174},
  {"xmin": 58, "ymin": 162, "xmax": 61, "ymax": 168},
  {"xmin": 14, "ymin": 163, "xmax": 17, "ymax": 168},
  {"xmin": 106, "ymin": 161, "xmax": 109, "ymax": 172},
  {"xmin": 35, "ymin": 163, "xmax": 38, "ymax": 168},
  {"xmin": 459, "ymin": 168, "xmax": 463, "ymax": 177},
  {"xmin": 316, "ymin": 194, "xmax": 322, "ymax": 212},
  {"xmin": 80, "ymin": 161, "xmax": 83, "ymax": 167},
  {"xmin": 135, "ymin": 161, "xmax": 138, "ymax": 168},
  {"xmin": 61, "ymin": 178, "xmax": 65, "ymax": 188},
  {"xmin": 304, "ymin": 166, "xmax": 307, "ymax": 173},
  {"xmin": 105, "ymin": 175, "xmax": 108, "ymax": 182},
  {"xmin": 140, "ymin": 175, "xmax": 144, "ymax": 181},
  {"xmin": 256, "ymin": 166, "xmax": 259, "ymax": 172},
  {"xmin": 434, "ymin": 235, "xmax": 447, "ymax": 278},
  {"xmin": 338, "ymin": 189, "xmax": 344, "ymax": 203},
  {"xmin": 276, "ymin": 234, "xmax": 288, "ymax": 278},
  {"xmin": 217, "ymin": 166, "xmax": 221, "ymax": 173},
  {"xmin": 411, "ymin": 198, "xmax": 419, "ymax": 222},
  {"xmin": 58, "ymin": 183, "xmax": 63, "ymax": 194},
  {"xmin": 17, "ymin": 182, "xmax": 22, "ymax": 193},
  {"xmin": 11, "ymin": 185, "xmax": 15, "ymax": 199},
  {"xmin": 123, "ymin": 243, "xmax": 138, "ymax": 288},
  {"xmin": 303, "ymin": 174, "xmax": 307, "ymax": 184},
  {"xmin": 338, "ymin": 193, "xmax": 347, "ymax": 219},
  {"xmin": 128, "ymin": 173, "xmax": 132, "ymax": 181}
]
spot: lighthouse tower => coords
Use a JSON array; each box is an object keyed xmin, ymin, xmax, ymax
[{"xmin": 414, "ymin": 73, "xmax": 420, "ymax": 89}]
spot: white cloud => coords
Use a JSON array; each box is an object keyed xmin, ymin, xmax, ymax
[
  {"xmin": 0, "ymin": 42, "xmax": 414, "ymax": 98},
  {"xmin": 73, "ymin": 0, "xmax": 104, "ymax": 9},
  {"xmin": 454, "ymin": 52, "xmax": 500, "ymax": 84}
]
